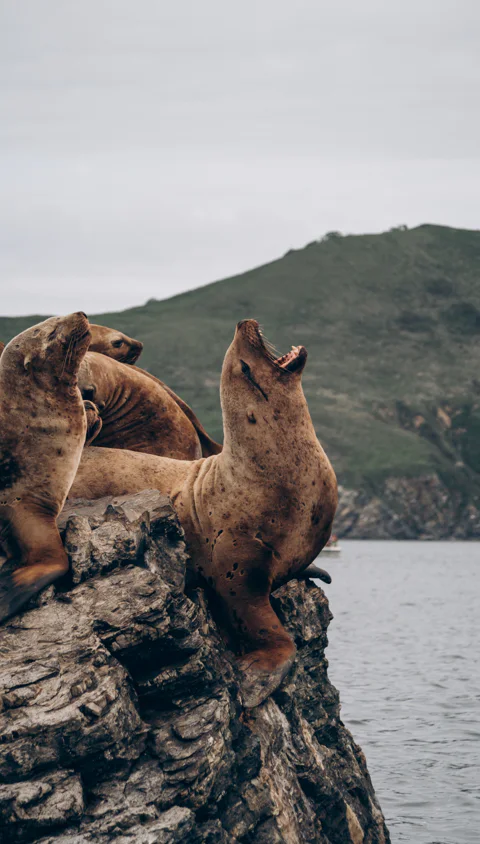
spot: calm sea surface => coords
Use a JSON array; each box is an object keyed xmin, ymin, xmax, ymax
[{"xmin": 318, "ymin": 541, "xmax": 480, "ymax": 844}]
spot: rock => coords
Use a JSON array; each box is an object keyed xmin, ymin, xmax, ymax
[
  {"xmin": 0, "ymin": 491, "xmax": 390, "ymax": 843},
  {"xmin": 0, "ymin": 770, "xmax": 84, "ymax": 842},
  {"xmin": 59, "ymin": 490, "xmax": 188, "ymax": 590},
  {"xmin": 335, "ymin": 476, "xmax": 480, "ymax": 540}
]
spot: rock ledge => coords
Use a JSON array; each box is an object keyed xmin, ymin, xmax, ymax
[{"xmin": 0, "ymin": 491, "xmax": 390, "ymax": 843}]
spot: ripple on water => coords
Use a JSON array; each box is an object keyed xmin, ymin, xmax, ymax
[{"xmin": 320, "ymin": 540, "xmax": 480, "ymax": 844}]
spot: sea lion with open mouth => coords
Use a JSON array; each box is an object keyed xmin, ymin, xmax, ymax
[
  {"xmin": 78, "ymin": 352, "xmax": 210, "ymax": 460},
  {"xmin": 0, "ymin": 313, "xmax": 91, "ymax": 622},
  {"xmin": 88, "ymin": 324, "xmax": 143, "ymax": 364},
  {"xmin": 70, "ymin": 319, "xmax": 338, "ymax": 707}
]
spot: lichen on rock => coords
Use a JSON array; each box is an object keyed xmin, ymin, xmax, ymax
[{"xmin": 0, "ymin": 491, "xmax": 390, "ymax": 843}]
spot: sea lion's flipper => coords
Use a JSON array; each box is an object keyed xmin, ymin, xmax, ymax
[
  {"xmin": 0, "ymin": 515, "xmax": 70, "ymax": 624},
  {"xmin": 0, "ymin": 562, "xmax": 66, "ymax": 623},
  {"xmin": 237, "ymin": 646, "xmax": 296, "ymax": 708},
  {"xmin": 83, "ymin": 400, "xmax": 103, "ymax": 446},
  {"xmin": 298, "ymin": 563, "xmax": 332, "ymax": 584},
  {"xmin": 214, "ymin": 543, "xmax": 296, "ymax": 707}
]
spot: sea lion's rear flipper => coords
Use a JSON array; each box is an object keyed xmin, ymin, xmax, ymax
[
  {"xmin": 0, "ymin": 561, "xmax": 68, "ymax": 623},
  {"xmin": 298, "ymin": 563, "xmax": 332, "ymax": 584}
]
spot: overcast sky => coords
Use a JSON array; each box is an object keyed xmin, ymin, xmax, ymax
[{"xmin": 1, "ymin": 0, "xmax": 479, "ymax": 315}]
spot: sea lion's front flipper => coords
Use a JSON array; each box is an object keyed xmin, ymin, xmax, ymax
[
  {"xmin": 0, "ymin": 516, "xmax": 70, "ymax": 623},
  {"xmin": 214, "ymin": 542, "xmax": 296, "ymax": 707},
  {"xmin": 0, "ymin": 561, "xmax": 66, "ymax": 623},
  {"xmin": 236, "ymin": 644, "xmax": 296, "ymax": 708},
  {"xmin": 83, "ymin": 400, "xmax": 103, "ymax": 446}
]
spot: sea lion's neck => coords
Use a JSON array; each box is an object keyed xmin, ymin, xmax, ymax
[{"xmin": 221, "ymin": 384, "xmax": 317, "ymax": 481}]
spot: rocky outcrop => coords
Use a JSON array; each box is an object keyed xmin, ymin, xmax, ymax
[
  {"xmin": 335, "ymin": 475, "xmax": 480, "ymax": 540},
  {"xmin": 0, "ymin": 491, "xmax": 390, "ymax": 844},
  {"xmin": 340, "ymin": 396, "xmax": 480, "ymax": 539}
]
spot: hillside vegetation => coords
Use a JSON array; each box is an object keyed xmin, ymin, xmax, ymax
[{"xmin": 2, "ymin": 224, "xmax": 480, "ymax": 497}]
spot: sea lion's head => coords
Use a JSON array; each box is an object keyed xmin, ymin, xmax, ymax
[
  {"xmin": 89, "ymin": 324, "xmax": 143, "ymax": 364},
  {"xmin": 0, "ymin": 312, "xmax": 91, "ymax": 393},
  {"xmin": 221, "ymin": 319, "xmax": 308, "ymax": 449}
]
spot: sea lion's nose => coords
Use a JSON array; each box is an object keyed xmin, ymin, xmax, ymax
[{"xmin": 236, "ymin": 318, "xmax": 259, "ymax": 331}]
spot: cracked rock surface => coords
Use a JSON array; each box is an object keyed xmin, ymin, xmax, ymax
[{"xmin": 0, "ymin": 490, "xmax": 390, "ymax": 843}]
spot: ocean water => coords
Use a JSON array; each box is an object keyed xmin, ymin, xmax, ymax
[{"xmin": 320, "ymin": 541, "xmax": 480, "ymax": 844}]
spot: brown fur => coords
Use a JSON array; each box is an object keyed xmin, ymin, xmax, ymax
[
  {"xmin": 89, "ymin": 324, "xmax": 143, "ymax": 364},
  {"xmin": 70, "ymin": 320, "xmax": 338, "ymax": 706},
  {"xmin": 84, "ymin": 400, "xmax": 103, "ymax": 445},
  {"xmin": 132, "ymin": 367, "xmax": 222, "ymax": 458},
  {"xmin": 0, "ymin": 313, "xmax": 91, "ymax": 622},
  {"xmin": 79, "ymin": 352, "xmax": 204, "ymax": 460}
]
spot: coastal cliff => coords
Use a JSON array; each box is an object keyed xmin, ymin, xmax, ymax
[
  {"xmin": 0, "ymin": 491, "xmax": 390, "ymax": 843},
  {"xmin": 335, "ymin": 475, "xmax": 480, "ymax": 540}
]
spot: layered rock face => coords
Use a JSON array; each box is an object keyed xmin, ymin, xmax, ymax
[
  {"xmin": 335, "ymin": 477, "xmax": 480, "ymax": 540},
  {"xmin": 335, "ymin": 397, "xmax": 480, "ymax": 540},
  {"xmin": 0, "ymin": 492, "xmax": 390, "ymax": 844}
]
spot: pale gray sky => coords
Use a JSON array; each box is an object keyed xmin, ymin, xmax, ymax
[{"xmin": 1, "ymin": 0, "xmax": 479, "ymax": 315}]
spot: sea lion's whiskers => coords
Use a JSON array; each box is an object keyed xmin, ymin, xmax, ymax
[
  {"xmin": 263, "ymin": 338, "xmax": 280, "ymax": 361},
  {"xmin": 257, "ymin": 324, "xmax": 279, "ymax": 360},
  {"xmin": 60, "ymin": 335, "xmax": 76, "ymax": 377},
  {"xmin": 264, "ymin": 340, "xmax": 279, "ymax": 358},
  {"xmin": 60, "ymin": 338, "xmax": 73, "ymax": 377}
]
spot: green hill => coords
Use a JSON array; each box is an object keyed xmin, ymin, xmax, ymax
[{"xmin": 2, "ymin": 224, "xmax": 480, "ymax": 500}]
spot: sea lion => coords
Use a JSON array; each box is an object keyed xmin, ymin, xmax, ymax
[
  {"xmin": 0, "ymin": 312, "xmax": 91, "ymax": 622},
  {"xmin": 78, "ymin": 352, "xmax": 204, "ymax": 460},
  {"xmin": 70, "ymin": 319, "xmax": 338, "ymax": 707},
  {"xmin": 133, "ymin": 367, "xmax": 222, "ymax": 458},
  {"xmin": 89, "ymin": 324, "xmax": 143, "ymax": 364}
]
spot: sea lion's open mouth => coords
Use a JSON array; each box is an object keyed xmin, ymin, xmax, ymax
[
  {"xmin": 274, "ymin": 345, "xmax": 307, "ymax": 373},
  {"xmin": 125, "ymin": 346, "xmax": 142, "ymax": 364},
  {"xmin": 237, "ymin": 319, "xmax": 307, "ymax": 375}
]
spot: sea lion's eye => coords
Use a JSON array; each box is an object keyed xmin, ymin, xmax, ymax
[
  {"xmin": 241, "ymin": 360, "xmax": 251, "ymax": 375},
  {"xmin": 112, "ymin": 339, "xmax": 124, "ymax": 348}
]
